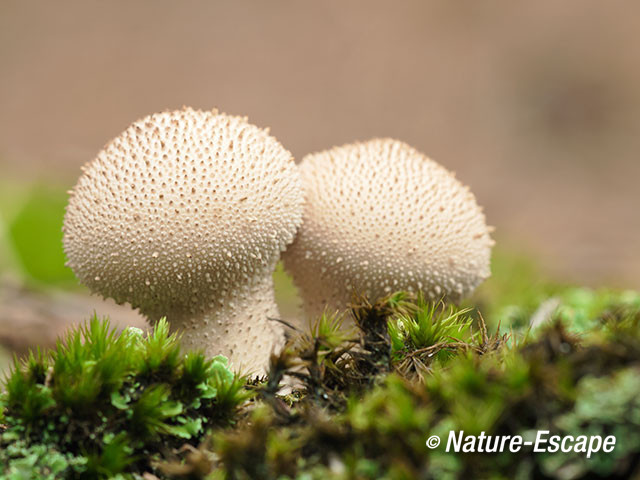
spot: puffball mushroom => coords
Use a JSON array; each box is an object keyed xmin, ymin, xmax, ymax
[
  {"xmin": 282, "ymin": 138, "xmax": 494, "ymax": 319},
  {"xmin": 63, "ymin": 107, "xmax": 303, "ymax": 374}
]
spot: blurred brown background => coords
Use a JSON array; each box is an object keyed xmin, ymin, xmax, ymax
[{"xmin": 1, "ymin": 0, "xmax": 639, "ymax": 289}]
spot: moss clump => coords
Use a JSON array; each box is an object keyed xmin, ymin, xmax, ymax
[
  {"xmin": 206, "ymin": 293, "xmax": 640, "ymax": 479},
  {"xmin": 0, "ymin": 318, "xmax": 248, "ymax": 479},
  {"xmin": 2, "ymin": 290, "xmax": 640, "ymax": 479}
]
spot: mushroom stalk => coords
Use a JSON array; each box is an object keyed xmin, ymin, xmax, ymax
[{"xmin": 164, "ymin": 273, "xmax": 284, "ymax": 375}]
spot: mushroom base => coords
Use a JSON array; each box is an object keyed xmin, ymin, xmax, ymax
[
  {"xmin": 298, "ymin": 287, "xmax": 468, "ymax": 325},
  {"xmin": 153, "ymin": 274, "xmax": 285, "ymax": 376}
]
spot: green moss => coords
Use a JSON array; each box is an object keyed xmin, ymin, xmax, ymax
[
  {"xmin": 2, "ymin": 289, "xmax": 640, "ymax": 479},
  {"xmin": 0, "ymin": 318, "xmax": 248, "ymax": 479},
  {"xmin": 200, "ymin": 293, "xmax": 640, "ymax": 480},
  {"xmin": 470, "ymin": 247, "xmax": 563, "ymax": 332}
]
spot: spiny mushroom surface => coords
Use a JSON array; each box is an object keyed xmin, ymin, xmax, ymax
[
  {"xmin": 63, "ymin": 107, "xmax": 303, "ymax": 374},
  {"xmin": 282, "ymin": 138, "xmax": 494, "ymax": 319}
]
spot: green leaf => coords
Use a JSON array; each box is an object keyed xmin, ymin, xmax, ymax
[
  {"xmin": 7, "ymin": 185, "xmax": 77, "ymax": 286},
  {"xmin": 110, "ymin": 391, "xmax": 130, "ymax": 410}
]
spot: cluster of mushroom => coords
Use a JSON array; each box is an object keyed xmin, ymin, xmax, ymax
[{"xmin": 63, "ymin": 108, "xmax": 493, "ymax": 375}]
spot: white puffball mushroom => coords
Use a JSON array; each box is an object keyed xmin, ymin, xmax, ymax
[
  {"xmin": 63, "ymin": 107, "xmax": 303, "ymax": 374},
  {"xmin": 282, "ymin": 138, "xmax": 494, "ymax": 319}
]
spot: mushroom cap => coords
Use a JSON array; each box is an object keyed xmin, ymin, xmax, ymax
[
  {"xmin": 63, "ymin": 107, "xmax": 303, "ymax": 321},
  {"xmin": 282, "ymin": 138, "xmax": 494, "ymax": 317}
]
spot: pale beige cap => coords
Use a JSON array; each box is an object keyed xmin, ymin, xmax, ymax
[
  {"xmin": 283, "ymin": 138, "xmax": 493, "ymax": 319},
  {"xmin": 63, "ymin": 107, "xmax": 303, "ymax": 373}
]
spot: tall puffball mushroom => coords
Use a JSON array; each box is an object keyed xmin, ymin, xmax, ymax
[
  {"xmin": 283, "ymin": 138, "xmax": 494, "ymax": 319},
  {"xmin": 63, "ymin": 108, "xmax": 303, "ymax": 374}
]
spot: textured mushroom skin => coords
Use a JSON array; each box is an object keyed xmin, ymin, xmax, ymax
[
  {"xmin": 283, "ymin": 138, "xmax": 494, "ymax": 319},
  {"xmin": 178, "ymin": 273, "xmax": 284, "ymax": 374},
  {"xmin": 63, "ymin": 108, "xmax": 302, "ymax": 374}
]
